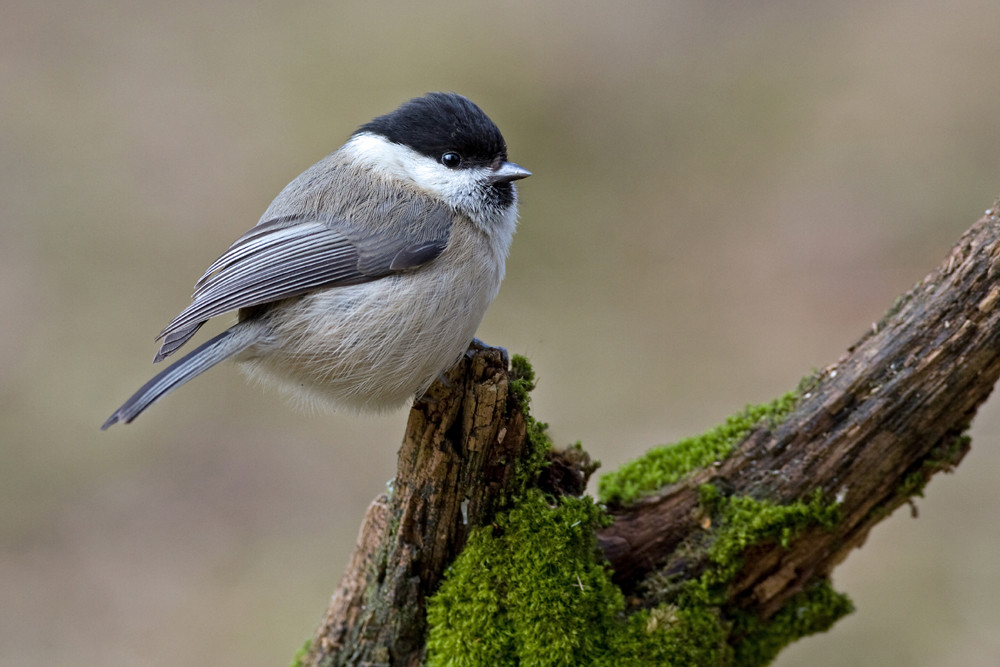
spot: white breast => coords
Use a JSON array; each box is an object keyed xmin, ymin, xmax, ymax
[{"xmin": 234, "ymin": 220, "xmax": 508, "ymax": 413}]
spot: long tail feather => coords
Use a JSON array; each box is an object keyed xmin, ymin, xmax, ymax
[{"xmin": 102, "ymin": 326, "xmax": 258, "ymax": 429}]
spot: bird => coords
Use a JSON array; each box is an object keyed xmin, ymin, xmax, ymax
[{"xmin": 102, "ymin": 92, "xmax": 529, "ymax": 429}]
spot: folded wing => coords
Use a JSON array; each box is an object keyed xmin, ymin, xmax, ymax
[{"xmin": 153, "ymin": 205, "xmax": 452, "ymax": 361}]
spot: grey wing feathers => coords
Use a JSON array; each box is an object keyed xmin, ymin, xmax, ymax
[
  {"xmin": 155, "ymin": 324, "xmax": 205, "ymax": 361},
  {"xmin": 153, "ymin": 208, "xmax": 452, "ymax": 362}
]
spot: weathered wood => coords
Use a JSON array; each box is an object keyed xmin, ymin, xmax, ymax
[
  {"xmin": 302, "ymin": 207, "xmax": 1000, "ymax": 665},
  {"xmin": 303, "ymin": 343, "xmax": 532, "ymax": 666},
  {"xmin": 599, "ymin": 209, "xmax": 1000, "ymax": 617}
]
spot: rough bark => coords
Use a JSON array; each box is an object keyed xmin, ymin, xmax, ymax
[
  {"xmin": 301, "ymin": 207, "xmax": 1000, "ymax": 665},
  {"xmin": 599, "ymin": 208, "xmax": 1000, "ymax": 614},
  {"xmin": 304, "ymin": 342, "xmax": 533, "ymax": 666}
]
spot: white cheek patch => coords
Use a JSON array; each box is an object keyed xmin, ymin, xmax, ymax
[
  {"xmin": 408, "ymin": 160, "xmax": 487, "ymax": 202},
  {"xmin": 342, "ymin": 133, "xmax": 486, "ymax": 204}
]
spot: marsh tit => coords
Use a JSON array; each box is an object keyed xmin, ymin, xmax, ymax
[{"xmin": 102, "ymin": 92, "xmax": 529, "ymax": 428}]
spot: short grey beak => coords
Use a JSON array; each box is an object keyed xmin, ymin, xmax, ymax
[{"xmin": 490, "ymin": 161, "xmax": 532, "ymax": 183}]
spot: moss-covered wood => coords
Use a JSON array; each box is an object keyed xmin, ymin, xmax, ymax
[
  {"xmin": 301, "ymin": 343, "xmax": 545, "ymax": 666},
  {"xmin": 297, "ymin": 205, "xmax": 1000, "ymax": 666}
]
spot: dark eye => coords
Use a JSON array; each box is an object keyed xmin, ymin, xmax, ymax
[{"xmin": 441, "ymin": 152, "xmax": 462, "ymax": 169}]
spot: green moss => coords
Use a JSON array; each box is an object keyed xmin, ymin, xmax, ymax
[
  {"xmin": 503, "ymin": 354, "xmax": 554, "ymax": 504},
  {"xmin": 288, "ymin": 639, "xmax": 311, "ymax": 667},
  {"xmin": 425, "ymin": 484, "xmax": 848, "ymax": 666},
  {"xmin": 699, "ymin": 486, "xmax": 841, "ymax": 586},
  {"xmin": 498, "ymin": 415, "xmax": 553, "ymax": 508},
  {"xmin": 683, "ymin": 486, "xmax": 848, "ymax": 662},
  {"xmin": 868, "ymin": 430, "xmax": 972, "ymax": 522},
  {"xmin": 610, "ymin": 603, "xmax": 731, "ymax": 666},
  {"xmin": 425, "ymin": 360, "xmax": 852, "ymax": 666},
  {"xmin": 924, "ymin": 432, "xmax": 971, "ymax": 474},
  {"xmin": 425, "ymin": 491, "xmax": 732, "ymax": 666},
  {"xmin": 598, "ymin": 392, "xmax": 800, "ymax": 506},
  {"xmin": 896, "ymin": 469, "xmax": 930, "ymax": 501},
  {"xmin": 730, "ymin": 579, "xmax": 854, "ymax": 667},
  {"xmin": 509, "ymin": 353, "xmax": 536, "ymax": 407}
]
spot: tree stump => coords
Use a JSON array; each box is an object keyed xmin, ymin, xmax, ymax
[{"xmin": 299, "ymin": 205, "xmax": 1000, "ymax": 665}]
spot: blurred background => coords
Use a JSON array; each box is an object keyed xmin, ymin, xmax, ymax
[{"xmin": 4, "ymin": 1, "xmax": 1000, "ymax": 664}]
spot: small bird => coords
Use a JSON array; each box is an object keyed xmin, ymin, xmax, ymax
[{"xmin": 103, "ymin": 92, "xmax": 529, "ymax": 429}]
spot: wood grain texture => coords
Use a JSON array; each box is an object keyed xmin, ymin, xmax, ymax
[
  {"xmin": 600, "ymin": 210, "xmax": 1000, "ymax": 617},
  {"xmin": 301, "ymin": 209, "xmax": 1000, "ymax": 665},
  {"xmin": 304, "ymin": 343, "xmax": 531, "ymax": 666}
]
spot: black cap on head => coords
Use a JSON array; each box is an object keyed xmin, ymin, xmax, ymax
[{"xmin": 357, "ymin": 92, "xmax": 508, "ymax": 168}]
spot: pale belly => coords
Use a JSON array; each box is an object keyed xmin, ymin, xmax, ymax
[{"xmin": 234, "ymin": 268, "xmax": 499, "ymax": 412}]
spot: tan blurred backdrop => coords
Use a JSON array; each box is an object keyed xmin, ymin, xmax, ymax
[{"xmin": 4, "ymin": 1, "xmax": 1000, "ymax": 665}]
